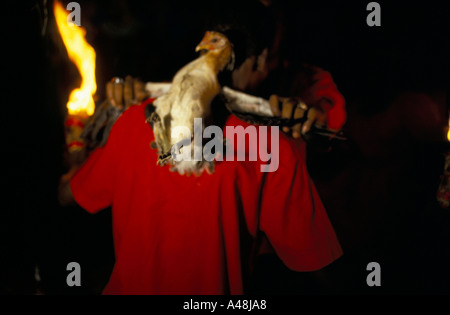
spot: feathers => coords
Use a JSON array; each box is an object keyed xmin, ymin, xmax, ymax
[{"xmin": 151, "ymin": 31, "xmax": 233, "ymax": 175}]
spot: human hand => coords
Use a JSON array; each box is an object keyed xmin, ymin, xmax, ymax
[
  {"xmin": 58, "ymin": 165, "xmax": 79, "ymax": 207},
  {"xmin": 81, "ymin": 75, "xmax": 150, "ymax": 149},
  {"xmin": 58, "ymin": 153, "xmax": 84, "ymax": 207},
  {"xmin": 269, "ymin": 95, "xmax": 327, "ymax": 139},
  {"xmin": 60, "ymin": 163, "xmax": 81, "ymax": 184},
  {"xmin": 106, "ymin": 75, "xmax": 149, "ymax": 109}
]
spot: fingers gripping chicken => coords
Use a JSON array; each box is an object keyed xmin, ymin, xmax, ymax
[{"xmin": 151, "ymin": 31, "xmax": 233, "ymax": 175}]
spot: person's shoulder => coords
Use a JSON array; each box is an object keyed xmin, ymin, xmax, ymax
[
  {"xmin": 119, "ymin": 101, "xmax": 149, "ymax": 123},
  {"xmin": 113, "ymin": 101, "xmax": 151, "ymax": 131},
  {"xmin": 106, "ymin": 100, "xmax": 153, "ymax": 146}
]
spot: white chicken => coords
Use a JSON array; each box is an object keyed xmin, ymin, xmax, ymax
[{"xmin": 150, "ymin": 31, "xmax": 233, "ymax": 175}]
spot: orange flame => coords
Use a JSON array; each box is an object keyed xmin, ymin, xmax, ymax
[
  {"xmin": 54, "ymin": 0, "xmax": 96, "ymax": 116},
  {"xmin": 447, "ymin": 118, "xmax": 450, "ymax": 142}
]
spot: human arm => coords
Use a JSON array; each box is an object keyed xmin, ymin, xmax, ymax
[
  {"xmin": 58, "ymin": 165, "xmax": 77, "ymax": 207},
  {"xmin": 257, "ymin": 135, "xmax": 343, "ymax": 271},
  {"xmin": 58, "ymin": 76, "xmax": 146, "ymax": 208},
  {"xmin": 269, "ymin": 65, "xmax": 346, "ymax": 139}
]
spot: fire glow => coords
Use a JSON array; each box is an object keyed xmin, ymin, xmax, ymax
[
  {"xmin": 448, "ymin": 117, "xmax": 450, "ymax": 142},
  {"xmin": 54, "ymin": 0, "xmax": 96, "ymax": 116}
]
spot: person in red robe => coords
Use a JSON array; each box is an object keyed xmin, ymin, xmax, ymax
[{"xmin": 58, "ymin": 0, "xmax": 347, "ymax": 294}]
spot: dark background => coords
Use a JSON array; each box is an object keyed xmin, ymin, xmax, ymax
[{"xmin": 1, "ymin": 0, "xmax": 448, "ymax": 294}]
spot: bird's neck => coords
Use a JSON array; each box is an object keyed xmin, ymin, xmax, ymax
[{"xmin": 203, "ymin": 46, "xmax": 233, "ymax": 74}]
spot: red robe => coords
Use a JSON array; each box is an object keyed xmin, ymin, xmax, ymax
[{"xmin": 70, "ymin": 101, "xmax": 343, "ymax": 294}]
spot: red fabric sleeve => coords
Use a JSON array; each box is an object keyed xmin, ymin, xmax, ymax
[
  {"xmin": 70, "ymin": 118, "xmax": 122, "ymax": 214},
  {"xmin": 291, "ymin": 65, "xmax": 347, "ymax": 131},
  {"xmin": 309, "ymin": 66, "xmax": 347, "ymax": 131},
  {"xmin": 259, "ymin": 137, "xmax": 343, "ymax": 271}
]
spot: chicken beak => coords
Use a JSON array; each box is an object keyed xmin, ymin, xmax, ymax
[
  {"xmin": 196, "ymin": 31, "xmax": 213, "ymax": 52},
  {"xmin": 195, "ymin": 42, "xmax": 210, "ymax": 52}
]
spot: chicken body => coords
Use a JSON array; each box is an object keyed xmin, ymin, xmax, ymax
[{"xmin": 152, "ymin": 31, "xmax": 233, "ymax": 175}]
